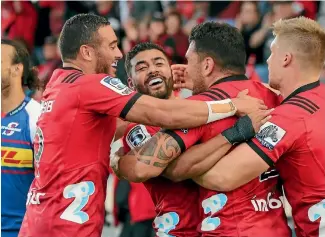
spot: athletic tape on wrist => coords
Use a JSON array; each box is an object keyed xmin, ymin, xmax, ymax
[{"xmin": 206, "ymin": 99, "xmax": 237, "ymax": 123}]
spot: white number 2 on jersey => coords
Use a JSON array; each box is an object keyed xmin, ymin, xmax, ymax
[
  {"xmin": 308, "ymin": 199, "xmax": 325, "ymax": 237},
  {"xmin": 60, "ymin": 181, "xmax": 95, "ymax": 224}
]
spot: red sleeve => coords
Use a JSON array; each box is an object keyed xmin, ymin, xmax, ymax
[
  {"xmin": 161, "ymin": 125, "xmax": 205, "ymax": 154},
  {"xmin": 122, "ymin": 123, "xmax": 155, "ymax": 153},
  {"xmin": 80, "ymin": 75, "xmax": 142, "ymax": 119},
  {"xmin": 246, "ymin": 108, "xmax": 304, "ymax": 166},
  {"xmin": 161, "ymin": 93, "xmax": 236, "ymax": 153}
]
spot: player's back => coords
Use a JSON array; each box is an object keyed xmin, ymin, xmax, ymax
[
  {"xmin": 20, "ymin": 68, "xmax": 137, "ymax": 237},
  {"xmin": 194, "ymin": 76, "xmax": 291, "ymax": 236},
  {"xmin": 271, "ymin": 83, "xmax": 325, "ymax": 237},
  {"xmin": 1, "ymin": 97, "xmax": 39, "ymax": 237},
  {"xmin": 123, "ymin": 123, "xmax": 201, "ymax": 237}
]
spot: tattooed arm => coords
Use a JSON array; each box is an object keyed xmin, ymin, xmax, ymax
[{"xmin": 117, "ymin": 132, "xmax": 182, "ymax": 182}]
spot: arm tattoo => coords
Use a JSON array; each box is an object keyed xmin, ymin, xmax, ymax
[{"xmin": 127, "ymin": 132, "xmax": 181, "ymax": 169}]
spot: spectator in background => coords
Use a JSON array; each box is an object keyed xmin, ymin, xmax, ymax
[
  {"xmin": 94, "ymin": 1, "xmax": 121, "ymax": 38},
  {"xmin": 130, "ymin": 1, "xmax": 162, "ymax": 24},
  {"xmin": 182, "ymin": 2, "xmax": 208, "ymax": 35},
  {"xmin": 33, "ymin": 36, "xmax": 61, "ymax": 102},
  {"xmin": 1, "ymin": 1, "xmax": 38, "ymax": 52},
  {"xmin": 165, "ymin": 11, "xmax": 188, "ymax": 63},
  {"xmin": 236, "ymin": 2, "xmax": 264, "ymax": 65},
  {"xmin": 249, "ymin": 1, "xmax": 304, "ymax": 82}
]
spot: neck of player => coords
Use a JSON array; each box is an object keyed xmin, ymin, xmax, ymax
[
  {"xmin": 1, "ymin": 82, "xmax": 26, "ymax": 114},
  {"xmin": 62, "ymin": 61, "xmax": 87, "ymax": 73},
  {"xmin": 280, "ymin": 70, "xmax": 321, "ymax": 99}
]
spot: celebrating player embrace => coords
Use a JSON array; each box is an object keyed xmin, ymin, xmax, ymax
[
  {"xmin": 112, "ymin": 21, "xmax": 289, "ymax": 237},
  {"xmin": 18, "ymin": 14, "xmax": 266, "ymax": 237}
]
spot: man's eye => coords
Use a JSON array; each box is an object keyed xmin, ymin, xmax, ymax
[{"xmin": 137, "ymin": 67, "xmax": 147, "ymax": 71}]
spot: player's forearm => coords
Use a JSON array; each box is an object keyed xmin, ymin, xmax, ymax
[
  {"xmin": 118, "ymin": 132, "xmax": 178, "ymax": 182},
  {"xmin": 118, "ymin": 155, "xmax": 156, "ymax": 183},
  {"xmin": 164, "ymin": 135, "xmax": 232, "ymax": 182},
  {"xmin": 127, "ymin": 96, "xmax": 236, "ymax": 129}
]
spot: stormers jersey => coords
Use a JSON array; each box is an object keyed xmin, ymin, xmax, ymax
[{"xmin": 1, "ymin": 97, "xmax": 40, "ymax": 236}]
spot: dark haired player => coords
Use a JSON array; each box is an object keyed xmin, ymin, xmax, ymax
[
  {"xmin": 122, "ymin": 42, "xmax": 201, "ymax": 236},
  {"xmin": 18, "ymin": 14, "xmax": 264, "ymax": 237},
  {"xmin": 182, "ymin": 17, "xmax": 325, "ymax": 237},
  {"xmin": 1, "ymin": 39, "xmax": 40, "ymax": 237},
  {"xmin": 112, "ymin": 22, "xmax": 290, "ymax": 236}
]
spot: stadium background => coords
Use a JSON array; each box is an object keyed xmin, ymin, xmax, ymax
[{"xmin": 2, "ymin": 1, "xmax": 325, "ymax": 236}]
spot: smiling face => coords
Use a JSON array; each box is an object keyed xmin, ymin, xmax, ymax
[
  {"xmin": 93, "ymin": 25, "xmax": 123, "ymax": 76},
  {"xmin": 129, "ymin": 49, "xmax": 173, "ymax": 99}
]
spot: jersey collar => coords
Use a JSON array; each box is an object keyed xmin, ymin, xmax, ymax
[
  {"xmin": 211, "ymin": 74, "xmax": 248, "ymax": 86},
  {"xmin": 61, "ymin": 67, "xmax": 83, "ymax": 72},
  {"xmin": 281, "ymin": 80, "xmax": 320, "ymax": 104},
  {"xmin": 3, "ymin": 96, "xmax": 31, "ymax": 118}
]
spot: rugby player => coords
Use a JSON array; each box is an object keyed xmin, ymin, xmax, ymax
[
  {"xmin": 112, "ymin": 22, "xmax": 290, "ymax": 236},
  {"xmin": 1, "ymin": 39, "xmax": 40, "ymax": 237},
  {"xmin": 121, "ymin": 42, "xmax": 201, "ymax": 236}
]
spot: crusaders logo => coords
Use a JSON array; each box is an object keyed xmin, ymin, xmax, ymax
[{"xmin": 34, "ymin": 127, "xmax": 44, "ymax": 163}]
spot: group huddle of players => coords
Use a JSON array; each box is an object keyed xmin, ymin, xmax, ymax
[{"xmin": 5, "ymin": 13, "xmax": 324, "ymax": 237}]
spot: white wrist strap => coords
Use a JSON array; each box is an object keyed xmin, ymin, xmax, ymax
[{"xmin": 205, "ymin": 99, "xmax": 237, "ymax": 123}]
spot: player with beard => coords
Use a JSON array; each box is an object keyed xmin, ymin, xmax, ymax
[
  {"xmin": 175, "ymin": 17, "xmax": 324, "ymax": 237},
  {"xmin": 18, "ymin": 14, "xmax": 265, "ymax": 237},
  {"xmin": 1, "ymin": 39, "xmax": 40, "ymax": 237},
  {"xmin": 121, "ymin": 42, "xmax": 198, "ymax": 236},
  {"xmin": 111, "ymin": 22, "xmax": 289, "ymax": 236}
]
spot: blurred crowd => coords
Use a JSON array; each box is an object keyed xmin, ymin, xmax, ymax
[{"xmin": 2, "ymin": 0, "xmax": 325, "ymax": 96}]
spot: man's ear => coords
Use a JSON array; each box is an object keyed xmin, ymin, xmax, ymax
[
  {"xmin": 202, "ymin": 57, "xmax": 215, "ymax": 77},
  {"xmin": 283, "ymin": 52, "xmax": 292, "ymax": 67},
  {"xmin": 11, "ymin": 63, "xmax": 23, "ymax": 78},
  {"xmin": 128, "ymin": 78, "xmax": 135, "ymax": 90},
  {"xmin": 79, "ymin": 45, "xmax": 95, "ymax": 62}
]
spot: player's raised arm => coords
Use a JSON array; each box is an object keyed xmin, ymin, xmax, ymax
[
  {"xmin": 126, "ymin": 89, "xmax": 267, "ymax": 129},
  {"xmin": 164, "ymin": 110, "xmax": 272, "ymax": 182}
]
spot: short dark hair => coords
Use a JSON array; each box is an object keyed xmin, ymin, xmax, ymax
[
  {"xmin": 125, "ymin": 42, "xmax": 169, "ymax": 77},
  {"xmin": 58, "ymin": 13, "xmax": 110, "ymax": 61},
  {"xmin": 1, "ymin": 39, "xmax": 38, "ymax": 90},
  {"xmin": 189, "ymin": 21, "xmax": 246, "ymax": 74}
]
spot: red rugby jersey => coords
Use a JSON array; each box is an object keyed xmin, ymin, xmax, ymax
[{"xmin": 162, "ymin": 75, "xmax": 291, "ymax": 237}]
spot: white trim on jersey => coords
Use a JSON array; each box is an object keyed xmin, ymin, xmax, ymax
[{"xmin": 25, "ymin": 99, "xmax": 41, "ymax": 142}]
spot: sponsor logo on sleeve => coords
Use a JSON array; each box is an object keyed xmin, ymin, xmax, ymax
[
  {"xmin": 126, "ymin": 125, "xmax": 152, "ymax": 149},
  {"xmin": 255, "ymin": 122, "xmax": 286, "ymax": 150},
  {"xmin": 100, "ymin": 76, "xmax": 133, "ymax": 95}
]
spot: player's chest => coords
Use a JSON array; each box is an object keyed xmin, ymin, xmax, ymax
[{"xmin": 1, "ymin": 115, "xmax": 29, "ymax": 141}]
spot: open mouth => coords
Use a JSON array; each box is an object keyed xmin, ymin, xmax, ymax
[
  {"xmin": 148, "ymin": 78, "xmax": 163, "ymax": 87},
  {"xmin": 111, "ymin": 61, "xmax": 118, "ymax": 69}
]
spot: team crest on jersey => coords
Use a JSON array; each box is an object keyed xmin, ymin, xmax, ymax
[
  {"xmin": 34, "ymin": 127, "xmax": 44, "ymax": 163},
  {"xmin": 1, "ymin": 122, "xmax": 21, "ymax": 136},
  {"xmin": 180, "ymin": 128, "xmax": 188, "ymax": 134},
  {"xmin": 100, "ymin": 76, "xmax": 133, "ymax": 95},
  {"xmin": 255, "ymin": 122, "xmax": 286, "ymax": 150},
  {"xmin": 126, "ymin": 125, "xmax": 152, "ymax": 149}
]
